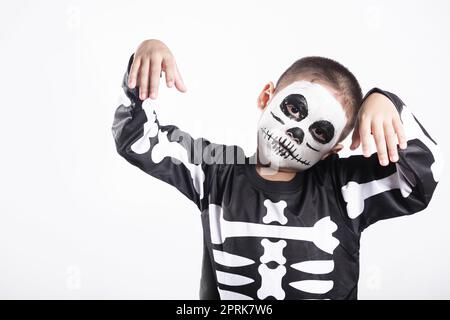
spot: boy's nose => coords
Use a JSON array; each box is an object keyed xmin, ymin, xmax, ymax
[{"xmin": 286, "ymin": 127, "xmax": 304, "ymax": 145}]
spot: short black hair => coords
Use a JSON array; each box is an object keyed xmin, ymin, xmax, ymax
[{"xmin": 275, "ymin": 56, "xmax": 363, "ymax": 142}]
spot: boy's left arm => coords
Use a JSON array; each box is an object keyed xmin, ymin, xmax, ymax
[{"xmin": 334, "ymin": 88, "xmax": 443, "ymax": 233}]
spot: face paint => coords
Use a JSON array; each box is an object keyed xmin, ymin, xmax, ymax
[{"xmin": 257, "ymin": 81, "xmax": 347, "ymax": 171}]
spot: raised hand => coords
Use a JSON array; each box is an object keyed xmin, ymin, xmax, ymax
[
  {"xmin": 128, "ymin": 39, "xmax": 187, "ymax": 100},
  {"xmin": 350, "ymin": 92, "xmax": 407, "ymax": 166}
]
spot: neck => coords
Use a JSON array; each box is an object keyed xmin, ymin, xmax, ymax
[{"xmin": 255, "ymin": 164, "xmax": 298, "ymax": 182}]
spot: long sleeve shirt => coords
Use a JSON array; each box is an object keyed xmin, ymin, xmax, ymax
[{"xmin": 112, "ymin": 53, "xmax": 442, "ymax": 300}]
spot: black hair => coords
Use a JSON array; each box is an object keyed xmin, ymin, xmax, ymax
[{"xmin": 276, "ymin": 56, "xmax": 363, "ymax": 142}]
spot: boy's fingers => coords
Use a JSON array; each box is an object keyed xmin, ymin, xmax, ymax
[
  {"xmin": 350, "ymin": 124, "xmax": 360, "ymax": 150},
  {"xmin": 384, "ymin": 121, "xmax": 399, "ymax": 162},
  {"xmin": 128, "ymin": 57, "xmax": 141, "ymax": 88},
  {"xmin": 174, "ymin": 63, "xmax": 187, "ymax": 92},
  {"xmin": 174, "ymin": 74, "xmax": 187, "ymax": 92},
  {"xmin": 393, "ymin": 116, "xmax": 407, "ymax": 149},
  {"xmin": 372, "ymin": 120, "xmax": 388, "ymax": 166},
  {"xmin": 359, "ymin": 117, "xmax": 372, "ymax": 157},
  {"xmin": 139, "ymin": 58, "xmax": 150, "ymax": 100},
  {"xmin": 163, "ymin": 57, "xmax": 175, "ymax": 88},
  {"xmin": 149, "ymin": 57, "xmax": 162, "ymax": 99}
]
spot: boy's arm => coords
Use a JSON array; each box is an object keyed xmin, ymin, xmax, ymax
[
  {"xmin": 334, "ymin": 89, "xmax": 443, "ymax": 233},
  {"xmin": 112, "ymin": 53, "xmax": 241, "ymax": 211}
]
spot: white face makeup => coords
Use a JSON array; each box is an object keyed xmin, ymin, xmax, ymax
[{"xmin": 257, "ymin": 80, "xmax": 347, "ymax": 171}]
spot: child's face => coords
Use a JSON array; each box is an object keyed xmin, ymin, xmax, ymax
[{"xmin": 257, "ymin": 80, "xmax": 347, "ymax": 171}]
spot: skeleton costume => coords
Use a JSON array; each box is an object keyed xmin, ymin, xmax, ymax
[{"xmin": 112, "ymin": 54, "xmax": 442, "ymax": 300}]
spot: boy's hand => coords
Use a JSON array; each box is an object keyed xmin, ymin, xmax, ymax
[
  {"xmin": 350, "ymin": 92, "xmax": 407, "ymax": 166},
  {"xmin": 128, "ymin": 39, "xmax": 187, "ymax": 100}
]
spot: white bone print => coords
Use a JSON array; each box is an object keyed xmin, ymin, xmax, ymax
[
  {"xmin": 208, "ymin": 204, "xmax": 339, "ymax": 254},
  {"xmin": 209, "ymin": 200, "xmax": 340, "ymax": 299},
  {"xmin": 218, "ymin": 288, "xmax": 253, "ymax": 300},
  {"xmin": 341, "ymin": 171, "xmax": 412, "ymax": 219},
  {"xmin": 213, "ymin": 249, "xmax": 255, "ymax": 267},
  {"xmin": 260, "ymin": 239, "xmax": 287, "ymax": 265},
  {"xmin": 291, "ymin": 260, "xmax": 334, "ymax": 274},
  {"xmin": 216, "ymin": 270, "xmax": 254, "ymax": 286},
  {"xmin": 151, "ymin": 130, "xmax": 205, "ymax": 199},
  {"xmin": 257, "ymin": 264, "xmax": 286, "ymax": 300},
  {"xmin": 130, "ymin": 99, "xmax": 158, "ymax": 153},
  {"xmin": 289, "ymin": 280, "xmax": 333, "ymax": 294},
  {"xmin": 263, "ymin": 200, "xmax": 288, "ymax": 224},
  {"xmin": 258, "ymin": 202, "xmax": 288, "ymax": 300},
  {"xmin": 130, "ymin": 99, "xmax": 205, "ymax": 199}
]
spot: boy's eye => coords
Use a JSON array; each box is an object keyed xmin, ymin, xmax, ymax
[
  {"xmin": 287, "ymin": 104, "xmax": 299, "ymax": 116},
  {"xmin": 312, "ymin": 128, "xmax": 325, "ymax": 141},
  {"xmin": 280, "ymin": 94, "xmax": 308, "ymax": 121},
  {"xmin": 309, "ymin": 120, "xmax": 335, "ymax": 144}
]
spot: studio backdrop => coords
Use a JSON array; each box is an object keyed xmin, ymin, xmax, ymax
[{"xmin": 0, "ymin": 0, "xmax": 449, "ymax": 299}]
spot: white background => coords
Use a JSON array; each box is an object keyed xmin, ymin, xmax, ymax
[{"xmin": 0, "ymin": 0, "xmax": 449, "ymax": 299}]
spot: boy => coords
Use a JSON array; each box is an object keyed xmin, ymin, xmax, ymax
[{"xmin": 112, "ymin": 39, "xmax": 442, "ymax": 299}]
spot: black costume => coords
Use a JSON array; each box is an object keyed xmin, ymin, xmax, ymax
[{"xmin": 112, "ymin": 54, "xmax": 441, "ymax": 299}]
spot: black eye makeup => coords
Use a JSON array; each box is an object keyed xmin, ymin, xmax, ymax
[
  {"xmin": 280, "ymin": 94, "xmax": 308, "ymax": 122},
  {"xmin": 308, "ymin": 120, "xmax": 335, "ymax": 144}
]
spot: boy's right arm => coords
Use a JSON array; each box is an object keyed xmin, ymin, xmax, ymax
[{"xmin": 112, "ymin": 52, "xmax": 241, "ymax": 211}]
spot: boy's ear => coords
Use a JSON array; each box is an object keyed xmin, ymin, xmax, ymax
[
  {"xmin": 257, "ymin": 82, "xmax": 275, "ymax": 111},
  {"xmin": 321, "ymin": 143, "xmax": 344, "ymax": 160}
]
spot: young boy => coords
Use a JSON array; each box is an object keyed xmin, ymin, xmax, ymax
[{"xmin": 112, "ymin": 39, "xmax": 442, "ymax": 300}]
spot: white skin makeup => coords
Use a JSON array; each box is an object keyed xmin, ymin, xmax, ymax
[{"xmin": 257, "ymin": 81, "xmax": 348, "ymax": 172}]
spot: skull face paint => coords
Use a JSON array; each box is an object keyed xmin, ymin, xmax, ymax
[{"xmin": 257, "ymin": 81, "xmax": 347, "ymax": 171}]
